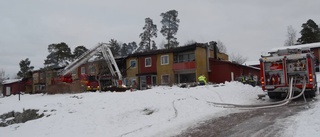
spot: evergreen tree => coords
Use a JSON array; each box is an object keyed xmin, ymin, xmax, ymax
[
  {"xmin": 139, "ymin": 18, "xmax": 158, "ymax": 51},
  {"xmin": 73, "ymin": 45, "xmax": 88, "ymax": 60},
  {"xmin": 127, "ymin": 42, "xmax": 133, "ymax": 54},
  {"xmin": 151, "ymin": 41, "xmax": 157, "ymax": 50},
  {"xmin": 109, "ymin": 39, "xmax": 121, "ymax": 57},
  {"xmin": 160, "ymin": 10, "xmax": 180, "ymax": 49},
  {"xmin": 120, "ymin": 43, "xmax": 128, "ymax": 56},
  {"xmin": 128, "ymin": 41, "xmax": 138, "ymax": 54},
  {"xmin": 17, "ymin": 58, "xmax": 34, "ymax": 78},
  {"xmin": 44, "ymin": 42, "xmax": 72, "ymax": 68},
  {"xmin": 297, "ymin": 19, "xmax": 320, "ymax": 44}
]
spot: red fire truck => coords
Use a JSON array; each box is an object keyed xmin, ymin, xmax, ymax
[
  {"xmin": 60, "ymin": 74, "xmax": 99, "ymax": 91},
  {"xmin": 260, "ymin": 48, "xmax": 317, "ymax": 99}
]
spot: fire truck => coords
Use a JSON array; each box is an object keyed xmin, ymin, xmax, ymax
[
  {"xmin": 260, "ymin": 48, "xmax": 317, "ymax": 99},
  {"xmin": 59, "ymin": 43, "xmax": 125, "ymax": 91}
]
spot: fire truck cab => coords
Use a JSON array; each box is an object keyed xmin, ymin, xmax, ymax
[{"xmin": 260, "ymin": 48, "xmax": 317, "ymax": 99}]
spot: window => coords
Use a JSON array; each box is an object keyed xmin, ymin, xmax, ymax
[
  {"xmin": 130, "ymin": 60, "xmax": 136, "ymax": 68},
  {"xmin": 40, "ymin": 85, "xmax": 45, "ymax": 90},
  {"xmin": 81, "ymin": 67, "xmax": 86, "ymax": 74},
  {"xmin": 161, "ymin": 74, "xmax": 169, "ymax": 85},
  {"xmin": 72, "ymin": 70, "xmax": 76, "ymax": 76},
  {"xmin": 40, "ymin": 73, "xmax": 45, "ymax": 80},
  {"xmin": 145, "ymin": 57, "xmax": 151, "ymax": 67},
  {"xmin": 179, "ymin": 73, "xmax": 196, "ymax": 83},
  {"xmin": 89, "ymin": 65, "xmax": 95, "ymax": 74},
  {"xmin": 189, "ymin": 53, "xmax": 195, "ymax": 61},
  {"xmin": 36, "ymin": 85, "xmax": 45, "ymax": 91},
  {"xmin": 174, "ymin": 52, "xmax": 195, "ymax": 63},
  {"xmin": 161, "ymin": 55, "xmax": 169, "ymax": 65}
]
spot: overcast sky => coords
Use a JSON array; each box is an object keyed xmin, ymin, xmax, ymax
[{"xmin": 1, "ymin": 0, "xmax": 320, "ymax": 78}]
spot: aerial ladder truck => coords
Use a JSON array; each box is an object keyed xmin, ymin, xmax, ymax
[{"xmin": 59, "ymin": 43, "xmax": 125, "ymax": 91}]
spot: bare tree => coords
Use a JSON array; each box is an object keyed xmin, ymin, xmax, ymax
[
  {"xmin": 184, "ymin": 40, "xmax": 197, "ymax": 45},
  {"xmin": 95, "ymin": 62, "xmax": 110, "ymax": 91},
  {"xmin": 216, "ymin": 40, "xmax": 227, "ymax": 53},
  {"xmin": 229, "ymin": 53, "xmax": 247, "ymax": 64},
  {"xmin": 284, "ymin": 25, "xmax": 297, "ymax": 46},
  {"xmin": 0, "ymin": 69, "xmax": 6, "ymax": 83},
  {"xmin": 0, "ymin": 69, "xmax": 6, "ymax": 95}
]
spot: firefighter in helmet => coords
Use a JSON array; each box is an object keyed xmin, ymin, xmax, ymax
[
  {"xmin": 198, "ymin": 74, "xmax": 207, "ymax": 85},
  {"xmin": 247, "ymin": 73, "xmax": 255, "ymax": 86},
  {"xmin": 240, "ymin": 73, "xmax": 246, "ymax": 83}
]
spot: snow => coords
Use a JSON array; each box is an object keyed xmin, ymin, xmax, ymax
[
  {"xmin": 2, "ymin": 78, "xmax": 22, "ymax": 85},
  {"xmin": 269, "ymin": 42, "xmax": 320, "ymax": 53},
  {"xmin": 283, "ymin": 99, "xmax": 320, "ymax": 137},
  {"xmin": 279, "ymin": 72, "xmax": 320, "ymax": 137},
  {"xmin": 0, "ymin": 81, "xmax": 319, "ymax": 137},
  {"xmin": 243, "ymin": 60, "xmax": 260, "ymax": 66}
]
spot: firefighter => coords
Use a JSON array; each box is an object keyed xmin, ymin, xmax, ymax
[
  {"xmin": 239, "ymin": 73, "xmax": 246, "ymax": 84},
  {"xmin": 247, "ymin": 73, "xmax": 255, "ymax": 86},
  {"xmin": 198, "ymin": 74, "xmax": 207, "ymax": 85}
]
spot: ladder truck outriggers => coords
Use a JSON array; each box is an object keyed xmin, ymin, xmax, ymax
[
  {"xmin": 260, "ymin": 48, "xmax": 317, "ymax": 99},
  {"xmin": 59, "ymin": 42, "xmax": 126, "ymax": 91}
]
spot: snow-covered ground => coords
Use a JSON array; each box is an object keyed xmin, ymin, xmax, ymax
[{"xmin": 0, "ymin": 81, "xmax": 319, "ymax": 137}]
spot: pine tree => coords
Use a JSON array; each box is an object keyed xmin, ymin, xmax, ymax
[
  {"xmin": 139, "ymin": 18, "xmax": 158, "ymax": 52},
  {"xmin": 297, "ymin": 19, "xmax": 320, "ymax": 44},
  {"xmin": 73, "ymin": 45, "xmax": 88, "ymax": 60},
  {"xmin": 160, "ymin": 10, "xmax": 180, "ymax": 49},
  {"xmin": 120, "ymin": 43, "xmax": 128, "ymax": 56},
  {"xmin": 109, "ymin": 39, "xmax": 121, "ymax": 57},
  {"xmin": 151, "ymin": 41, "xmax": 157, "ymax": 50},
  {"xmin": 128, "ymin": 41, "xmax": 139, "ymax": 54},
  {"xmin": 44, "ymin": 42, "xmax": 72, "ymax": 68},
  {"xmin": 17, "ymin": 58, "xmax": 34, "ymax": 78}
]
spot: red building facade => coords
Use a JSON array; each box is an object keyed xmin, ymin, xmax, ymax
[
  {"xmin": 2, "ymin": 79, "xmax": 25, "ymax": 96},
  {"xmin": 209, "ymin": 59, "xmax": 260, "ymax": 84}
]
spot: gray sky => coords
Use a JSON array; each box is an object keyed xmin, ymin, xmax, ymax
[{"xmin": 1, "ymin": 0, "xmax": 320, "ymax": 78}]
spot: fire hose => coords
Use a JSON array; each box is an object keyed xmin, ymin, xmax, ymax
[{"xmin": 208, "ymin": 76, "xmax": 307, "ymax": 109}]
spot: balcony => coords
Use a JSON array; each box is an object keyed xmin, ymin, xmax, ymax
[{"xmin": 173, "ymin": 61, "xmax": 196, "ymax": 70}]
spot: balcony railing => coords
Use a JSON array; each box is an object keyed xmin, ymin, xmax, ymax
[{"xmin": 172, "ymin": 61, "xmax": 196, "ymax": 70}]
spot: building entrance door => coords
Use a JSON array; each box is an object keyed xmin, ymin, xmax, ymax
[
  {"xmin": 140, "ymin": 76, "xmax": 146, "ymax": 90},
  {"xmin": 6, "ymin": 86, "xmax": 11, "ymax": 96}
]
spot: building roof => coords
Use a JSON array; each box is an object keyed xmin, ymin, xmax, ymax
[
  {"xmin": 243, "ymin": 60, "xmax": 260, "ymax": 66},
  {"xmin": 210, "ymin": 59, "xmax": 260, "ymax": 70},
  {"xmin": 127, "ymin": 43, "xmax": 210, "ymax": 58},
  {"xmin": 2, "ymin": 78, "xmax": 22, "ymax": 85},
  {"xmin": 269, "ymin": 42, "xmax": 320, "ymax": 53}
]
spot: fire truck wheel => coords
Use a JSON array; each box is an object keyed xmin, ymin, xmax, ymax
[
  {"xmin": 267, "ymin": 92, "xmax": 282, "ymax": 99},
  {"xmin": 305, "ymin": 91, "xmax": 316, "ymax": 98}
]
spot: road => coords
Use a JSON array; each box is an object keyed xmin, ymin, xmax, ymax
[{"xmin": 174, "ymin": 99, "xmax": 314, "ymax": 137}]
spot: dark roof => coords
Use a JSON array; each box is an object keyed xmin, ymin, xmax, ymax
[
  {"xmin": 127, "ymin": 43, "xmax": 209, "ymax": 58},
  {"xmin": 209, "ymin": 59, "xmax": 260, "ymax": 70}
]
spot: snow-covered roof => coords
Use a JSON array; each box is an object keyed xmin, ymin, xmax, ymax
[
  {"xmin": 2, "ymin": 78, "xmax": 22, "ymax": 85},
  {"xmin": 269, "ymin": 42, "xmax": 320, "ymax": 53},
  {"xmin": 243, "ymin": 60, "xmax": 260, "ymax": 66}
]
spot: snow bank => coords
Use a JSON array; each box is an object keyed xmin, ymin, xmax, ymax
[{"xmin": 2, "ymin": 81, "xmax": 315, "ymax": 137}]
